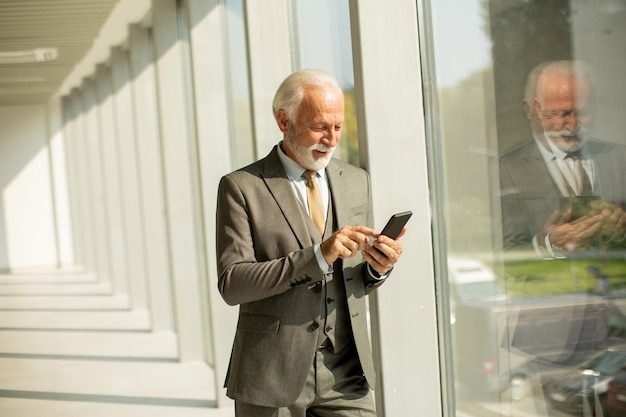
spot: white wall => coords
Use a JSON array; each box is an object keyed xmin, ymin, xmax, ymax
[{"xmin": 0, "ymin": 105, "xmax": 58, "ymax": 270}]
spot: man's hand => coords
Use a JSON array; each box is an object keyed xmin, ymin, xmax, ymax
[
  {"xmin": 320, "ymin": 225, "xmax": 406, "ymax": 276},
  {"xmin": 320, "ymin": 225, "xmax": 377, "ymax": 265},
  {"xmin": 543, "ymin": 203, "xmax": 626, "ymax": 251},
  {"xmin": 592, "ymin": 203, "xmax": 626, "ymax": 243},
  {"xmin": 362, "ymin": 227, "xmax": 406, "ymax": 275},
  {"xmin": 544, "ymin": 209, "xmax": 604, "ymax": 251}
]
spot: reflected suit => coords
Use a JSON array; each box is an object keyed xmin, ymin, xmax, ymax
[{"xmin": 500, "ymin": 138, "xmax": 626, "ymax": 253}]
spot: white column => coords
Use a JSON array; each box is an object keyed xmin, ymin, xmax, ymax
[
  {"xmin": 243, "ymin": 0, "xmax": 292, "ymax": 157},
  {"xmin": 80, "ymin": 80, "xmax": 111, "ymax": 280},
  {"xmin": 110, "ymin": 47, "xmax": 149, "ymax": 310},
  {"xmin": 94, "ymin": 65, "xmax": 128, "ymax": 295},
  {"xmin": 152, "ymin": 0, "xmax": 208, "ymax": 361},
  {"xmin": 349, "ymin": 0, "xmax": 442, "ymax": 416},
  {"xmin": 185, "ymin": 0, "xmax": 237, "ymax": 406},
  {"xmin": 48, "ymin": 96, "xmax": 75, "ymax": 268},
  {"xmin": 62, "ymin": 93, "xmax": 89, "ymax": 269},
  {"xmin": 128, "ymin": 24, "xmax": 175, "ymax": 332}
]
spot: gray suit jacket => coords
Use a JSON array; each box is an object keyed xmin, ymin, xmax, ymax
[
  {"xmin": 500, "ymin": 139, "xmax": 626, "ymax": 251},
  {"xmin": 216, "ymin": 145, "xmax": 384, "ymax": 407}
]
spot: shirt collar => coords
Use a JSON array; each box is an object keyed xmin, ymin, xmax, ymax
[
  {"xmin": 535, "ymin": 133, "xmax": 585, "ymax": 161},
  {"xmin": 277, "ymin": 141, "xmax": 326, "ymax": 181}
]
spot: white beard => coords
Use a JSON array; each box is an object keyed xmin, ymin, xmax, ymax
[
  {"xmin": 545, "ymin": 128, "xmax": 589, "ymax": 153},
  {"xmin": 284, "ymin": 132, "xmax": 335, "ymax": 171}
]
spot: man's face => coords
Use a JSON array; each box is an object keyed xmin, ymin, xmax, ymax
[
  {"xmin": 534, "ymin": 73, "xmax": 595, "ymax": 153},
  {"xmin": 279, "ymin": 86, "xmax": 344, "ymax": 171}
]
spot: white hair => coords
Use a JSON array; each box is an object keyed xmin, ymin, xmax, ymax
[
  {"xmin": 534, "ymin": 60, "xmax": 596, "ymax": 105},
  {"xmin": 272, "ymin": 69, "xmax": 342, "ymax": 122},
  {"xmin": 524, "ymin": 62, "xmax": 549, "ymax": 105}
]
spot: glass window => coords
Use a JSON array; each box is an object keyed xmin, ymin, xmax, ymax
[
  {"xmin": 290, "ymin": 0, "xmax": 358, "ymax": 166},
  {"xmin": 422, "ymin": 0, "xmax": 626, "ymax": 414},
  {"xmin": 223, "ymin": 0, "xmax": 255, "ymax": 168}
]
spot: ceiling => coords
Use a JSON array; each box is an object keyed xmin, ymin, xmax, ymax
[{"xmin": 0, "ymin": 0, "xmax": 120, "ymax": 106}]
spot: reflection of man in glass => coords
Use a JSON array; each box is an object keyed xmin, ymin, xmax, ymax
[
  {"xmin": 499, "ymin": 60, "xmax": 626, "ymax": 414},
  {"xmin": 501, "ymin": 60, "xmax": 626, "ymax": 258}
]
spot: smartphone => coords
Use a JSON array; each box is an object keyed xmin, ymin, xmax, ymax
[{"xmin": 379, "ymin": 211, "xmax": 413, "ymax": 239}]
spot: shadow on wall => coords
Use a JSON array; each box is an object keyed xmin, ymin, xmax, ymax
[{"xmin": 0, "ymin": 104, "xmax": 58, "ymax": 271}]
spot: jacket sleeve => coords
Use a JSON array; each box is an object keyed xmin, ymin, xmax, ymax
[{"xmin": 216, "ymin": 174, "xmax": 324, "ymax": 306}]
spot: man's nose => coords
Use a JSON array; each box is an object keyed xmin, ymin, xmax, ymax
[
  {"xmin": 322, "ymin": 129, "xmax": 340, "ymax": 147},
  {"xmin": 565, "ymin": 111, "xmax": 579, "ymax": 129}
]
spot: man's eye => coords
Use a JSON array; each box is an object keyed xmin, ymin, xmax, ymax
[
  {"xmin": 544, "ymin": 111, "xmax": 568, "ymax": 119},
  {"xmin": 544, "ymin": 110, "xmax": 592, "ymax": 120}
]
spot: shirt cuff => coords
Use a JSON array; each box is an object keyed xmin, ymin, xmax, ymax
[
  {"xmin": 532, "ymin": 233, "xmax": 566, "ymax": 260},
  {"xmin": 314, "ymin": 244, "xmax": 334, "ymax": 274},
  {"xmin": 532, "ymin": 234, "xmax": 552, "ymax": 259},
  {"xmin": 367, "ymin": 263, "xmax": 390, "ymax": 281},
  {"xmin": 544, "ymin": 232, "xmax": 567, "ymax": 259}
]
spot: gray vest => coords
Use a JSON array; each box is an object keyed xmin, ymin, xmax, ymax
[{"xmin": 314, "ymin": 192, "xmax": 352, "ymax": 353}]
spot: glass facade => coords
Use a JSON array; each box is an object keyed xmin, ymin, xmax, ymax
[
  {"xmin": 291, "ymin": 0, "xmax": 358, "ymax": 165},
  {"xmin": 424, "ymin": 0, "xmax": 626, "ymax": 415},
  {"xmin": 223, "ymin": 0, "xmax": 255, "ymax": 167}
]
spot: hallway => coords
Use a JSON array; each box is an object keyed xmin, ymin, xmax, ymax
[
  {"xmin": 0, "ymin": 269, "xmax": 233, "ymax": 416},
  {"xmin": 0, "ymin": 0, "xmax": 443, "ymax": 414}
]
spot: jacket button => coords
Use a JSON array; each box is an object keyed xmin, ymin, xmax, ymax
[
  {"xmin": 326, "ymin": 297, "xmax": 334, "ymax": 304},
  {"xmin": 309, "ymin": 321, "xmax": 320, "ymax": 331},
  {"xmin": 325, "ymin": 326, "xmax": 332, "ymax": 332}
]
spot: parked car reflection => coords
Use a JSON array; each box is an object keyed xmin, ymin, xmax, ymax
[
  {"xmin": 448, "ymin": 256, "xmax": 506, "ymax": 325},
  {"xmin": 542, "ymin": 344, "xmax": 626, "ymax": 416},
  {"xmin": 607, "ymin": 364, "xmax": 626, "ymax": 417},
  {"xmin": 448, "ymin": 257, "xmax": 626, "ymax": 404},
  {"xmin": 453, "ymin": 293, "xmax": 612, "ymax": 403}
]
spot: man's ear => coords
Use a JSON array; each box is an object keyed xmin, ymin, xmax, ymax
[
  {"xmin": 533, "ymin": 98, "xmax": 543, "ymax": 120},
  {"xmin": 522, "ymin": 99, "xmax": 532, "ymax": 120},
  {"xmin": 276, "ymin": 109, "xmax": 289, "ymax": 133}
]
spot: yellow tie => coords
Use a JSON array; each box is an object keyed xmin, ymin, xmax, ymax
[
  {"xmin": 303, "ymin": 170, "xmax": 325, "ymax": 235},
  {"xmin": 567, "ymin": 153, "xmax": 593, "ymax": 196}
]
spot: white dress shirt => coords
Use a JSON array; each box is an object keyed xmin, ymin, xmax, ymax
[
  {"xmin": 277, "ymin": 142, "xmax": 387, "ymax": 279},
  {"xmin": 277, "ymin": 143, "xmax": 332, "ymax": 273},
  {"xmin": 534, "ymin": 133, "xmax": 595, "ymax": 197}
]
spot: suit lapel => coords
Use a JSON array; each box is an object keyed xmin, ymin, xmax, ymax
[
  {"xmin": 587, "ymin": 141, "xmax": 622, "ymax": 203},
  {"xmin": 326, "ymin": 160, "xmax": 347, "ymax": 229},
  {"xmin": 520, "ymin": 141, "xmax": 563, "ymax": 199},
  {"xmin": 261, "ymin": 147, "xmax": 314, "ymax": 248},
  {"xmin": 326, "ymin": 160, "xmax": 365, "ymax": 285}
]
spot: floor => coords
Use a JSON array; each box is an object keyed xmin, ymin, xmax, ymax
[{"xmin": 0, "ymin": 269, "xmax": 234, "ymax": 417}]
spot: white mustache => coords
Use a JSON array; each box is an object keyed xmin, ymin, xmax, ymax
[
  {"xmin": 545, "ymin": 127, "xmax": 588, "ymax": 139},
  {"xmin": 311, "ymin": 144, "xmax": 334, "ymax": 153}
]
